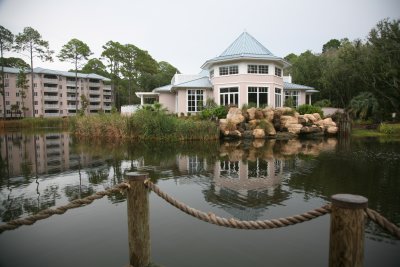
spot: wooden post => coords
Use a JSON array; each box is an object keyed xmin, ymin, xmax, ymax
[
  {"xmin": 126, "ymin": 172, "xmax": 150, "ymax": 267},
  {"xmin": 329, "ymin": 194, "xmax": 368, "ymax": 267}
]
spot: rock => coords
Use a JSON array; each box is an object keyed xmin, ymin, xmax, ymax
[
  {"xmin": 322, "ymin": 117, "xmax": 336, "ymax": 127},
  {"xmin": 294, "ymin": 112, "xmax": 300, "ymax": 118},
  {"xmin": 225, "ymin": 130, "xmax": 242, "ymax": 138},
  {"xmin": 255, "ymin": 110, "xmax": 264, "ymax": 119},
  {"xmin": 247, "ymin": 107, "xmax": 257, "ymax": 120},
  {"xmin": 313, "ymin": 113, "xmax": 322, "ymax": 121},
  {"xmin": 243, "ymin": 130, "xmax": 253, "ymax": 139},
  {"xmin": 276, "ymin": 132, "xmax": 296, "ymax": 140},
  {"xmin": 280, "ymin": 115, "xmax": 298, "ymax": 129},
  {"xmin": 327, "ymin": 126, "xmax": 338, "ymax": 134},
  {"xmin": 248, "ymin": 119, "xmax": 259, "ymax": 129},
  {"xmin": 226, "ymin": 107, "xmax": 245, "ymax": 124},
  {"xmin": 252, "ymin": 128, "xmax": 265, "ymax": 139},
  {"xmin": 300, "ymin": 126, "xmax": 321, "ymax": 134},
  {"xmin": 298, "ymin": 116, "xmax": 307, "ymax": 125},
  {"xmin": 262, "ymin": 107, "xmax": 274, "ymax": 122},
  {"xmin": 287, "ymin": 124, "xmax": 303, "ymax": 134},
  {"xmin": 304, "ymin": 114, "xmax": 317, "ymax": 122},
  {"xmin": 219, "ymin": 119, "xmax": 228, "ymax": 132}
]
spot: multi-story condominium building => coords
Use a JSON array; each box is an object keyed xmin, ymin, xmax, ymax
[
  {"xmin": 136, "ymin": 32, "xmax": 318, "ymax": 115},
  {"xmin": 0, "ymin": 67, "xmax": 112, "ymax": 118}
]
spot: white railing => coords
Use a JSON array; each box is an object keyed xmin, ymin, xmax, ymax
[
  {"xmin": 66, "ymin": 96, "xmax": 77, "ymax": 101},
  {"xmin": 43, "ymin": 78, "xmax": 59, "ymax": 84},
  {"xmin": 43, "ymin": 86, "xmax": 59, "ymax": 92},
  {"xmin": 44, "ymin": 104, "xmax": 59, "ymax": 109},
  {"xmin": 89, "ymin": 105, "xmax": 101, "ymax": 109},
  {"xmin": 43, "ymin": 95, "xmax": 59, "ymax": 100},
  {"xmin": 66, "ymin": 88, "xmax": 77, "ymax": 93},
  {"xmin": 67, "ymin": 105, "xmax": 77, "ymax": 109},
  {"xmin": 103, "ymin": 98, "xmax": 112, "ymax": 102},
  {"xmin": 89, "ymin": 82, "xmax": 100, "ymax": 87},
  {"xmin": 103, "ymin": 91, "xmax": 111, "ymax": 95},
  {"xmin": 104, "ymin": 106, "xmax": 112, "ymax": 110},
  {"xmin": 43, "ymin": 113, "xmax": 60, "ymax": 117}
]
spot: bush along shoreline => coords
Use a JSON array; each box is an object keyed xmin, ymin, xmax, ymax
[
  {"xmin": 71, "ymin": 110, "xmax": 219, "ymax": 141},
  {"xmin": 219, "ymin": 106, "xmax": 338, "ymax": 140}
]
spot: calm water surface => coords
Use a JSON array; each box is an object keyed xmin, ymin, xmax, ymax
[{"xmin": 0, "ymin": 131, "xmax": 399, "ymax": 266}]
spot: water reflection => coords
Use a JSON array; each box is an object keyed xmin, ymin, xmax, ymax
[{"xmin": 1, "ymin": 132, "xmax": 399, "ymax": 243}]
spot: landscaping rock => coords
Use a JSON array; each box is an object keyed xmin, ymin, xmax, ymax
[
  {"xmin": 253, "ymin": 128, "xmax": 265, "ymax": 139},
  {"xmin": 227, "ymin": 107, "xmax": 245, "ymax": 124},
  {"xmin": 243, "ymin": 130, "xmax": 253, "ymax": 139},
  {"xmin": 287, "ymin": 124, "xmax": 303, "ymax": 134},
  {"xmin": 313, "ymin": 113, "xmax": 322, "ymax": 121},
  {"xmin": 262, "ymin": 107, "xmax": 274, "ymax": 122},
  {"xmin": 255, "ymin": 110, "xmax": 264, "ymax": 119},
  {"xmin": 247, "ymin": 107, "xmax": 257, "ymax": 120},
  {"xmin": 327, "ymin": 126, "xmax": 338, "ymax": 134}
]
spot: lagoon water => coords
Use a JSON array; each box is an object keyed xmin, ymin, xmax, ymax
[{"xmin": 0, "ymin": 132, "xmax": 399, "ymax": 266}]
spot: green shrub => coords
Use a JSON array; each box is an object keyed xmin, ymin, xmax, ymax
[
  {"xmin": 314, "ymin": 99, "xmax": 331, "ymax": 107},
  {"xmin": 379, "ymin": 123, "xmax": 400, "ymax": 135},
  {"xmin": 297, "ymin": 104, "xmax": 323, "ymax": 117},
  {"xmin": 200, "ymin": 105, "xmax": 228, "ymax": 120}
]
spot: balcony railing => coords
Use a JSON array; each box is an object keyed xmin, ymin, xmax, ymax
[
  {"xmin": 67, "ymin": 96, "xmax": 77, "ymax": 101},
  {"xmin": 43, "ymin": 78, "xmax": 59, "ymax": 84},
  {"xmin": 43, "ymin": 113, "xmax": 60, "ymax": 117},
  {"xmin": 66, "ymin": 88, "xmax": 77, "ymax": 93},
  {"xmin": 67, "ymin": 105, "xmax": 77, "ymax": 109},
  {"xmin": 44, "ymin": 104, "xmax": 60, "ymax": 109},
  {"xmin": 89, "ymin": 82, "xmax": 100, "ymax": 87},
  {"xmin": 103, "ymin": 91, "xmax": 111, "ymax": 95},
  {"xmin": 44, "ymin": 86, "xmax": 59, "ymax": 92},
  {"xmin": 103, "ymin": 98, "xmax": 112, "ymax": 102},
  {"xmin": 103, "ymin": 85, "xmax": 111, "ymax": 90},
  {"xmin": 89, "ymin": 105, "xmax": 101, "ymax": 109},
  {"xmin": 43, "ymin": 95, "xmax": 59, "ymax": 101},
  {"xmin": 104, "ymin": 106, "xmax": 112, "ymax": 110}
]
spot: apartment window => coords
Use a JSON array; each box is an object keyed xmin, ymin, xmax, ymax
[
  {"xmin": 5, "ymin": 92, "xmax": 9, "ymax": 96},
  {"xmin": 59, "ymin": 85, "xmax": 62, "ymax": 89},
  {"xmin": 5, "ymin": 74, "xmax": 8, "ymax": 78},
  {"xmin": 187, "ymin": 89, "xmax": 204, "ymax": 112},
  {"xmin": 34, "ymin": 101, "xmax": 38, "ymax": 105},
  {"xmin": 60, "ymin": 93, "xmax": 62, "ymax": 97},
  {"xmin": 285, "ymin": 91, "xmax": 299, "ymax": 108},
  {"xmin": 219, "ymin": 66, "xmax": 228, "ymax": 76},
  {"xmin": 34, "ymin": 83, "xmax": 37, "ymax": 87},
  {"xmin": 248, "ymin": 65, "xmax": 258, "ymax": 73},
  {"xmin": 34, "ymin": 92, "xmax": 38, "ymax": 96},
  {"xmin": 275, "ymin": 67, "xmax": 282, "ymax": 77},
  {"xmin": 35, "ymin": 110, "xmax": 38, "ymax": 114},
  {"xmin": 16, "ymin": 92, "xmax": 19, "ymax": 97},
  {"xmin": 259, "ymin": 65, "xmax": 269, "ymax": 74},
  {"xmin": 220, "ymin": 87, "xmax": 239, "ymax": 106},
  {"xmin": 229, "ymin": 65, "xmax": 238, "ymax": 74},
  {"xmin": 6, "ymin": 110, "xmax": 11, "ymax": 114},
  {"xmin": 5, "ymin": 101, "xmax": 10, "ymax": 105},
  {"xmin": 248, "ymin": 87, "xmax": 268, "ymax": 107},
  {"xmin": 275, "ymin": 88, "xmax": 282, "ymax": 107},
  {"xmin": 5, "ymin": 81, "xmax": 9, "ymax": 87},
  {"xmin": 210, "ymin": 69, "xmax": 214, "ymax": 78}
]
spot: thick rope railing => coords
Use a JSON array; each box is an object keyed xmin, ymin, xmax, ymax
[
  {"xmin": 0, "ymin": 182, "xmax": 130, "ymax": 233},
  {"xmin": 145, "ymin": 180, "xmax": 400, "ymax": 238},
  {"xmin": 364, "ymin": 208, "xmax": 400, "ymax": 239},
  {"xmin": 144, "ymin": 179, "xmax": 331, "ymax": 229}
]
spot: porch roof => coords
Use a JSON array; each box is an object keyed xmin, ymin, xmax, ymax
[{"xmin": 284, "ymin": 82, "xmax": 316, "ymax": 91}]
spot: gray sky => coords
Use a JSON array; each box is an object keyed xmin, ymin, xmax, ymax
[{"xmin": 0, "ymin": 0, "xmax": 399, "ymax": 74}]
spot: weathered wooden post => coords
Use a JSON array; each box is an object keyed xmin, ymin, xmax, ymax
[
  {"xmin": 329, "ymin": 194, "xmax": 368, "ymax": 267},
  {"xmin": 126, "ymin": 172, "xmax": 150, "ymax": 267}
]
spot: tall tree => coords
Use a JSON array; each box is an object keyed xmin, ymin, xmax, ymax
[
  {"xmin": 14, "ymin": 27, "xmax": 53, "ymax": 117},
  {"xmin": 0, "ymin": 25, "xmax": 14, "ymax": 118},
  {"xmin": 58, "ymin": 38, "xmax": 92, "ymax": 114},
  {"xmin": 366, "ymin": 18, "xmax": 400, "ymax": 115},
  {"xmin": 0, "ymin": 57, "xmax": 30, "ymax": 69},
  {"xmin": 81, "ymin": 58, "xmax": 108, "ymax": 77},
  {"xmin": 322, "ymin": 39, "xmax": 341, "ymax": 53},
  {"xmin": 120, "ymin": 44, "xmax": 139, "ymax": 105},
  {"xmin": 16, "ymin": 69, "xmax": 29, "ymax": 117},
  {"xmin": 101, "ymin": 41, "xmax": 124, "ymax": 108}
]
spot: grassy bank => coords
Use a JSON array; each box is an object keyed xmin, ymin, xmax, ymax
[
  {"xmin": 352, "ymin": 123, "xmax": 400, "ymax": 137},
  {"xmin": 0, "ymin": 117, "xmax": 72, "ymax": 131},
  {"xmin": 72, "ymin": 110, "xmax": 219, "ymax": 141}
]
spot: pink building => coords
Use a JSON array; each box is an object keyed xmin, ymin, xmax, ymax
[
  {"xmin": 0, "ymin": 67, "xmax": 112, "ymax": 118},
  {"xmin": 136, "ymin": 32, "xmax": 317, "ymax": 115}
]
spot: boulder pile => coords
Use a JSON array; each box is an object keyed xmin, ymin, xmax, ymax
[{"xmin": 219, "ymin": 107, "xmax": 338, "ymax": 139}]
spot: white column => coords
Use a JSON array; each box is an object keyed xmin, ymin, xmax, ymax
[{"xmin": 140, "ymin": 95, "xmax": 144, "ymax": 106}]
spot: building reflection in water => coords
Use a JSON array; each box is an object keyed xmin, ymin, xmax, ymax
[{"xmin": 173, "ymin": 138, "xmax": 338, "ymax": 220}]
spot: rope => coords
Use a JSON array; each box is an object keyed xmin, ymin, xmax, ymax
[
  {"xmin": 365, "ymin": 208, "xmax": 400, "ymax": 239},
  {"xmin": 144, "ymin": 179, "xmax": 331, "ymax": 229},
  {"xmin": 0, "ymin": 182, "xmax": 130, "ymax": 233}
]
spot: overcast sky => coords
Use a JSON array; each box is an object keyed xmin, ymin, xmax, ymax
[{"xmin": 0, "ymin": 0, "xmax": 399, "ymax": 74}]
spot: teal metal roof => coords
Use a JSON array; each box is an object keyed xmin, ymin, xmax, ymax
[
  {"xmin": 201, "ymin": 32, "xmax": 290, "ymax": 69},
  {"xmin": 220, "ymin": 32, "xmax": 274, "ymax": 57},
  {"xmin": 0, "ymin": 66, "xmax": 22, "ymax": 74},
  {"xmin": 284, "ymin": 82, "xmax": 315, "ymax": 90},
  {"xmin": 174, "ymin": 76, "xmax": 212, "ymax": 88},
  {"xmin": 153, "ymin": 84, "xmax": 173, "ymax": 92}
]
